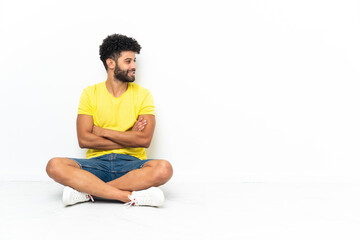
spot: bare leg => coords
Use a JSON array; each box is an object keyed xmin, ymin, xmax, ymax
[
  {"xmin": 107, "ymin": 160, "xmax": 173, "ymax": 191},
  {"xmin": 46, "ymin": 157, "xmax": 131, "ymax": 202}
]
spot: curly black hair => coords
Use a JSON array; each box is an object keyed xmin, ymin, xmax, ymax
[{"xmin": 99, "ymin": 34, "xmax": 141, "ymax": 70}]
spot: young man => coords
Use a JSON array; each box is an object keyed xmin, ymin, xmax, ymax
[{"xmin": 46, "ymin": 34, "xmax": 173, "ymax": 207}]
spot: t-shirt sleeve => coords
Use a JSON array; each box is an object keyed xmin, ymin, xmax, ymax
[
  {"xmin": 139, "ymin": 91, "xmax": 155, "ymax": 116},
  {"xmin": 77, "ymin": 89, "xmax": 93, "ymax": 115}
]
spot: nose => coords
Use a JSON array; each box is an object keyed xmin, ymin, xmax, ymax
[{"xmin": 130, "ymin": 61, "xmax": 136, "ymax": 70}]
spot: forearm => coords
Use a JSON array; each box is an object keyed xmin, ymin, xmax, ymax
[
  {"xmin": 78, "ymin": 132, "xmax": 125, "ymax": 150},
  {"xmin": 99, "ymin": 128, "xmax": 150, "ymax": 148},
  {"xmin": 91, "ymin": 115, "xmax": 155, "ymax": 148}
]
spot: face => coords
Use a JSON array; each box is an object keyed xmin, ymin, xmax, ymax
[{"xmin": 113, "ymin": 51, "xmax": 137, "ymax": 82}]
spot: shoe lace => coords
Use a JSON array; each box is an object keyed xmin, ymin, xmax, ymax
[
  {"xmin": 124, "ymin": 195, "xmax": 138, "ymax": 208},
  {"xmin": 124, "ymin": 194, "xmax": 151, "ymax": 208},
  {"xmin": 87, "ymin": 194, "xmax": 95, "ymax": 202}
]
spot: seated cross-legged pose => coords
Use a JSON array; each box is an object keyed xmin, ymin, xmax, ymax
[{"xmin": 46, "ymin": 34, "xmax": 173, "ymax": 207}]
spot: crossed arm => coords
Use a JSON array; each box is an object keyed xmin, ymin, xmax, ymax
[{"xmin": 76, "ymin": 114, "xmax": 155, "ymax": 150}]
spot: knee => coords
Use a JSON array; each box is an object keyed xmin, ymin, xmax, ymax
[
  {"xmin": 153, "ymin": 160, "xmax": 173, "ymax": 185},
  {"xmin": 46, "ymin": 157, "xmax": 62, "ymax": 179}
]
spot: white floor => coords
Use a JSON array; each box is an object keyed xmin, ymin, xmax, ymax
[{"xmin": 1, "ymin": 180, "xmax": 360, "ymax": 240}]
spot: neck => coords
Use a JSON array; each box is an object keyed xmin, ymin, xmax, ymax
[{"xmin": 105, "ymin": 76, "xmax": 128, "ymax": 98}]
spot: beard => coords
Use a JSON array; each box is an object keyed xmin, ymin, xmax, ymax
[{"xmin": 114, "ymin": 63, "xmax": 135, "ymax": 83}]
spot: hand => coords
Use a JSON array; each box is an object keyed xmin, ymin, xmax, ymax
[
  {"xmin": 92, "ymin": 125, "xmax": 104, "ymax": 137},
  {"xmin": 132, "ymin": 117, "xmax": 147, "ymax": 131}
]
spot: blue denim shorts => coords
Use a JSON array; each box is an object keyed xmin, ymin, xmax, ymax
[{"xmin": 70, "ymin": 153, "xmax": 151, "ymax": 182}]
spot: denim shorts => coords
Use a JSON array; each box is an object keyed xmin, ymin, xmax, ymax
[{"xmin": 70, "ymin": 153, "xmax": 151, "ymax": 182}]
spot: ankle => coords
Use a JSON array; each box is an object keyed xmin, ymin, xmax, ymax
[{"xmin": 119, "ymin": 190, "xmax": 132, "ymax": 202}]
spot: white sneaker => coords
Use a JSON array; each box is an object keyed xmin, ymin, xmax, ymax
[
  {"xmin": 62, "ymin": 186, "xmax": 94, "ymax": 206},
  {"xmin": 125, "ymin": 187, "xmax": 165, "ymax": 207}
]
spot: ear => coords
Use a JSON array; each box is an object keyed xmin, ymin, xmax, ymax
[{"xmin": 106, "ymin": 59, "xmax": 115, "ymax": 70}]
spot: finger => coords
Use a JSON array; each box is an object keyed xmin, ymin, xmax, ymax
[
  {"xmin": 133, "ymin": 123, "xmax": 144, "ymax": 131},
  {"xmin": 139, "ymin": 120, "xmax": 147, "ymax": 126},
  {"xmin": 138, "ymin": 121, "xmax": 147, "ymax": 126},
  {"xmin": 135, "ymin": 126, "xmax": 144, "ymax": 132},
  {"xmin": 135, "ymin": 120, "xmax": 143, "ymax": 126}
]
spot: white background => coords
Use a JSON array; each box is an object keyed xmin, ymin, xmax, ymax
[{"xmin": 0, "ymin": 0, "xmax": 359, "ymax": 182}]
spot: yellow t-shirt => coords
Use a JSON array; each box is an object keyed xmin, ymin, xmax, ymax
[{"xmin": 78, "ymin": 81, "xmax": 155, "ymax": 159}]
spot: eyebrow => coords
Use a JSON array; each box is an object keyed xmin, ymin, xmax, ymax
[{"xmin": 124, "ymin": 58, "xmax": 136, "ymax": 61}]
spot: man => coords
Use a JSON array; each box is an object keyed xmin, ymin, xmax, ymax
[{"xmin": 46, "ymin": 34, "xmax": 173, "ymax": 207}]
